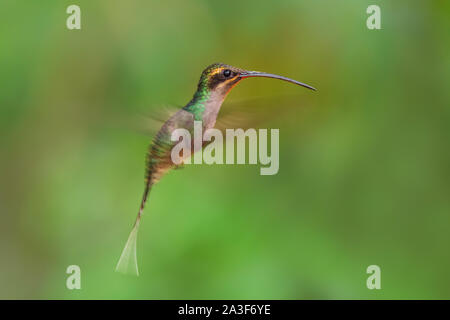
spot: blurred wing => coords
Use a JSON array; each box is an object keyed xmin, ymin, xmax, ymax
[
  {"xmin": 133, "ymin": 105, "xmax": 181, "ymax": 137},
  {"xmin": 215, "ymin": 94, "xmax": 314, "ymax": 133},
  {"xmin": 124, "ymin": 94, "xmax": 314, "ymax": 137}
]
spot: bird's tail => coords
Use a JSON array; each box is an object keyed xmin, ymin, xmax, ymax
[{"xmin": 115, "ymin": 184, "xmax": 151, "ymax": 276}]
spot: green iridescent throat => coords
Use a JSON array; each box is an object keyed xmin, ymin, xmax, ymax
[{"xmin": 183, "ymin": 76, "xmax": 211, "ymax": 120}]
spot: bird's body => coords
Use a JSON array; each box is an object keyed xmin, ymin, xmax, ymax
[{"xmin": 116, "ymin": 63, "xmax": 316, "ymax": 275}]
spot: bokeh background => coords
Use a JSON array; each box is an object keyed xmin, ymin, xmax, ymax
[{"xmin": 1, "ymin": 0, "xmax": 449, "ymax": 299}]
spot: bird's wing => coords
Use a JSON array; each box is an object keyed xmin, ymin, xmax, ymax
[
  {"xmin": 214, "ymin": 94, "xmax": 314, "ymax": 133},
  {"xmin": 132, "ymin": 105, "xmax": 182, "ymax": 137},
  {"xmin": 129, "ymin": 94, "xmax": 315, "ymax": 137}
]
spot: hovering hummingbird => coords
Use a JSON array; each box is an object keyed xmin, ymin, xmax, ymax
[{"xmin": 115, "ymin": 63, "xmax": 316, "ymax": 275}]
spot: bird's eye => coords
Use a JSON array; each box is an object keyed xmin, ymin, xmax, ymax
[{"xmin": 223, "ymin": 69, "xmax": 232, "ymax": 78}]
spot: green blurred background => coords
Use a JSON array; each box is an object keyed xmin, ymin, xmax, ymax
[{"xmin": 1, "ymin": 0, "xmax": 449, "ymax": 299}]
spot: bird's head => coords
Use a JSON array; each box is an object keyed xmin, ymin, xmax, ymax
[{"xmin": 197, "ymin": 62, "xmax": 316, "ymax": 98}]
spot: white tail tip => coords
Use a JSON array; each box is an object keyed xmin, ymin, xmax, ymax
[{"xmin": 115, "ymin": 221, "xmax": 140, "ymax": 276}]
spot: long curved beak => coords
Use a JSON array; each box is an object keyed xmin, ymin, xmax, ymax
[{"xmin": 239, "ymin": 71, "xmax": 316, "ymax": 91}]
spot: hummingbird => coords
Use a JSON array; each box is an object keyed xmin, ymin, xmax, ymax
[{"xmin": 115, "ymin": 63, "xmax": 316, "ymax": 275}]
